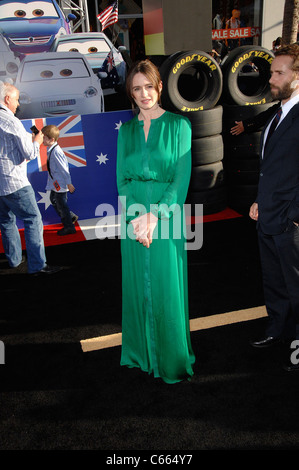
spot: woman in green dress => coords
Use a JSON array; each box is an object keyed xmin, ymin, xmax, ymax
[{"xmin": 116, "ymin": 59, "xmax": 195, "ymax": 384}]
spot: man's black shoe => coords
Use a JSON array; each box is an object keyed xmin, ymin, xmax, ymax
[
  {"xmin": 33, "ymin": 265, "xmax": 62, "ymax": 275},
  {"xmin": 11, "ymin": 256, "xmax": 27, "ymax": 273},
  {"xmin": 12, "ymin": 259, "xmax": 28, "ymax": 273},
  {"xmin": 250, "ymin": 336, "xmax": 280, "ymax": 348},
  {"xmin": 0, "ymin": 256, "xmax": 27, "ymax": 274},
  {"xmin": 57, "ymin": 227, "xmax": 76, "ymax": 236}
]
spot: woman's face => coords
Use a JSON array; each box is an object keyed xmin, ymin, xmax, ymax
[{"xmin": 131, "ymin": 72, "xmax": 162, "ymax": 110}]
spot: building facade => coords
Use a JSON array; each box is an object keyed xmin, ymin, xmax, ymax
[{"xmin": 212, "ymin": 0, "xmax": 285, "ymax": 51}]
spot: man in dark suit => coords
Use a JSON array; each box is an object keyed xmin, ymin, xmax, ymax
[{"xmin": 249, "ymin": 44, "xmax": 299, "ymax": 371}]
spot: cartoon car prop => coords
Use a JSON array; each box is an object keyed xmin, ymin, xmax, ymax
[
  {"xmin": 15, "ymin": 51, "xmax": 104, "ymax": 119},
  {"xmin": 0, "ymin": 0, "xmax": 76, "ymax": 57},
  {"xmin": 0, "ymin": 33, "xmax": 20, "ymax": 83},
  {"xmin": 50, "ymin": 31, "xmax": 127, "ymax": 89}
]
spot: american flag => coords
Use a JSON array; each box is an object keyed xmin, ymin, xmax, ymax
[
  {"xmin": 28, "ymin": 115, "xmax": 86, "ymax": 172},
  {"xmin": 97, "ymin": 1, "xmax": 118, "ymax": 31}
]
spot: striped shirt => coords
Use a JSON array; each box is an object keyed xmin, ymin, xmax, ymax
[{"xmin": 0, "ymin": 104, "xmax": 40, "ymax": 196}]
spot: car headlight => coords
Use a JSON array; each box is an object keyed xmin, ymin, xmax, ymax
[
  {"xmin": 84, "ymin": 86, "xmax": 98, "ymax": 98},
  {"xmin": 19, "ymin": 92, "xmax": 31, "ymax": 104},
  {"xmin": 6, "ymin": 62, "xmax": 18, "ymax": 74}
]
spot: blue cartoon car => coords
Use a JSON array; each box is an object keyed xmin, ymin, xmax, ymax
[{"xmin": 0, "ymin": 0, "xmax": 76, "ymax": 57}]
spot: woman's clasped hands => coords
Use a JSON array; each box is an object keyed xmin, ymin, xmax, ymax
[{"xmin": 131, "ymin": 212, "xmax": 158, "ymax": 248}]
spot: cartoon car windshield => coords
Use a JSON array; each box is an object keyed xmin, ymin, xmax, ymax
[
  {"xmin": 55, "ymin": 38, "xmax": 111, "ymax": 55},
  {"xmin": 50, "ymin": 33, "xmax": 127, "ymax": 91},
  {"xmin": 20, "ymin": 58, "xmax": 90, "ymax": 82},
  {"xmin": 0, "ymin": 1, "xmax": 59, "ymax": 20}
]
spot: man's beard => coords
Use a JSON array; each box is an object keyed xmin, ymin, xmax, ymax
[{"xmin": 271, "ymin": 81, "xmax": 294, "ymax": 101}]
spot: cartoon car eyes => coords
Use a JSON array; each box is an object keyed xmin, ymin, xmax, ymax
[
  {"xmin": 32, "ymin": 9, "xmax": 45, "ymax": 17},
  {"xmin": 14, "ymin": 9, "xmax": 44, "ymax": 17},
  {"xmin": 67, "ymin": 46, "xmax": 98, "ymax": 54},
  {"xmin": 60, "ymin": 69, "xmax": 72, "ymax": 77},
  {"xmin": 40, "ymin": 69, "xmax": 73, "ymax": 78},
  {"xmin": 40, "ymin": 70, "xmax": 53, "ymax": 78},
  {"xmin": 14, "ymin": 10, "xmax": 26, "ymax": 17}
]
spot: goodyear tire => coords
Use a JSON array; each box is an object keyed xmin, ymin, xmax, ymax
[
  {"xmin": 192, "ymin": 134, "xmax": 223, "ymax": 165},
  {"xmin": 222, "ymin": 103, "xmax": 279, "ymax": 159},
  {"xmin": 187, "ymin": 105, "xmax": 223, "ymax": 138},
  {"xmin": 221, "ymin": 46, "xmax": 274, "ymax": 105},
  {"xmin": 228, "ymin": 170, "xmax": 259, "ymax": 185},
  {"xmin": 225, "ymin": 158, "xmax": 260, "ymax": 184},
  {"xmin": 224, "ymin": 132, "xmax": 262, "ymax": 160},
  {"xmin": 190, "ymin": 161, "xmax": 224, "ymax": 191},
  {"xmin": 160, "ymin": 50, "xmax": 223, "ymax": 112},
  {"xmin": 187, "ymin": 187, "xmax": 227, "ymax": 215}
]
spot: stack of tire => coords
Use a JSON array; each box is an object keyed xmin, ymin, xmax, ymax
[
  {"xmin": 159, "ymin": 50, "xmax": 226, "ymax": 215},
  {"xmin": 158, "ymin": 45, "xmax": 275, "ymax": 216},
  {"xmin": 220, "ymin": 45, "xmax": 275, "ymax": 214}
]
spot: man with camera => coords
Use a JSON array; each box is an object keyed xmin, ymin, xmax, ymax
[{"xmin": 0, "ymin": 82, "xmax": 60, "ymax": 275}]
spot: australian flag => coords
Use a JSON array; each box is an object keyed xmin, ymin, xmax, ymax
[
  {"xmin": 98, "ymin": 50, "xmax": 119, "ymax": 89},
  {"xmin": 24, "ymin": 115, "xmax": 86, "ymax": 173},
  {"xmin": 23, "ymin": 110, "xmax": 133, "ymax": 225}
]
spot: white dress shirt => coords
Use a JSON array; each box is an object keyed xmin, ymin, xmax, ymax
[
  {"xmin": 262, "ymin": 90, "xmax": 299, "ymax": 157},
  {"xmin": 0, "ymin": 104, "xmax": 40, "ymax": 196}
]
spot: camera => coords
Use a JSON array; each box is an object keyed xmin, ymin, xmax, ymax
[{"xmin": 30, "ymin": 125, "xmax": 39, "ymax": 135}]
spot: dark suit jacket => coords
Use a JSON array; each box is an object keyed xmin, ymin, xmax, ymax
[
  {"xmin": 257, "ymin": 101, "xmax": 299, "ymax": 235},
  {"xmin": 243, "ymin": 102, "xmax": 280, "ymax": 133}
]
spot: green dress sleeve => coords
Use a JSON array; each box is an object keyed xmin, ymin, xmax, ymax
[{"xmin": 151, "ymin": 116, "xmax": 192, "ymax": 220}]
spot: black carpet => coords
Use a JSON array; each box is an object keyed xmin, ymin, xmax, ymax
[{"xmin": 1, "ymin": 215, "xmax": 299, "ymax": 453}]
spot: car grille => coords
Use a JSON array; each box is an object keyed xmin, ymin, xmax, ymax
[
  {"xmin": 11, "ymin": 36, "xmax": 52, "ymax": 46},
  {"xmin": 41, "ymin": 99, "xmax": 76, "ymax": 108}
]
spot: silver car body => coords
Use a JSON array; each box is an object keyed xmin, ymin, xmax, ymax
[{"xmin": 15, "ymin": 51, "xmax": 104, "ymax": 119}]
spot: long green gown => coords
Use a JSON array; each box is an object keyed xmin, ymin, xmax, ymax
[{"xmin": 116, "ymin": 111, "xmax": 195, "ymax": 384}]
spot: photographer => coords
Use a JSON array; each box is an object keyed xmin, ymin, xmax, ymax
[{"xmin": 0, "ymin": 82, "xmax": 60, "ymax": 275}]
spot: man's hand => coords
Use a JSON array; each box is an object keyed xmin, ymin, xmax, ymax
[
  {"xmin": 230, "ymin": 121, "xmax": 244, "ymax": 135},
  {"xmin": 32, "ymin": 131, "xmax": 43, "ymax": 145},
  {"xmin": 249, "ymin": 202, "xmax": 258, "ymax": 221}
]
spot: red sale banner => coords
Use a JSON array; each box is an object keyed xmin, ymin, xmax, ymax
[{"xmin": 212, "ymin": 27, "xmax": 261, "ymax": 41}]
